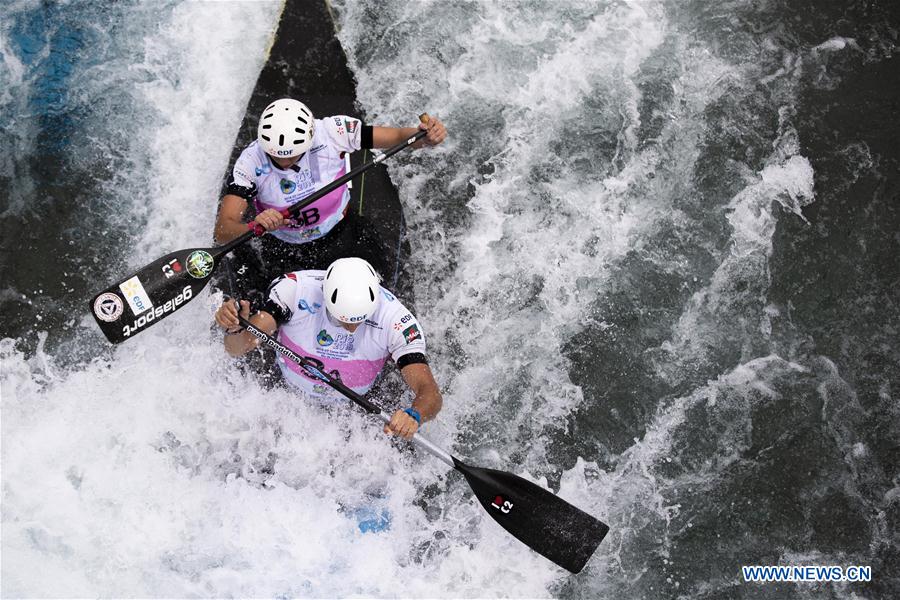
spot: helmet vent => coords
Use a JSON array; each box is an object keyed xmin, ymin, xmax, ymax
[
  {"xmin": 367, "ymin": 265, "xmax": 375, "ymax": 276},
  {"xmin": 326, "ymin": 266, "xmax": 333, "ymax": 279},
  {"xmin": 261, "ymin": 135, "xmax": 271, "ymax": 142},
  {"xmin": 278, "ymin": 134, "xmax": 284, "ymax": 146},
  {"xmin": 262, "ymin": 124, "xmax": 271, "ymax": 130},
  {"xmin": 297, "ymin": 116, "xmax": 308, "ymax": 125},
  {"xmin": 369, "ymin": 287, "xmax": 375, "ymax": 302},
  {"xmin": 262, "ymin": 112, "xmax": 273, "ymax": 119},
  {"xmin": 331, "ymin": 289, "xmax": 338, "ymax": 304}
]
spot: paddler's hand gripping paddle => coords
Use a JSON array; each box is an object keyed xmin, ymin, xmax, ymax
[{"xmin": 89, "ymin": 115, "xmax": 430, "ymax": 344}]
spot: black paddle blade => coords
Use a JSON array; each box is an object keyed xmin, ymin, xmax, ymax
[
  {"xmin": 455, "ymin": 459, "xmax": 609, "ymax": 573},
  {"xmin": 89, "ymin": 247, "xmax": 221, "ymax": 343}
]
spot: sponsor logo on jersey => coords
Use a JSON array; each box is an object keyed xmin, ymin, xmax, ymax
[
  {"xmin": 295, "ymin": 226, "xmax": 321, "ymax": 240},
  {"xmin": 333, "ymin": 117, "xmax": 342, "ymax": 126},
  {"xmin": 365, "ymin": 319, "xmax": 382, "ymax": 330},
  {"xmin": 255, "ymin": 162, "xmax": 272, "ymax": 176},
  {"xmin": 298, "ymin": 299, "xmax": 321, "ymax": 314},
  {"xmin": 186, "ymin": 250, "xmax": 214, "ymax": 279},
  {"xmin": 393, "ymin": 315, "xmax": 413, "ymax": 331},
  {"xmin": 119, "ymin": 276, "xmax": 153, "ymax": 316},
  {"xmin": 280, "ymin": 178, "xmax": 297, "ymax": 194},
  {"xmin": 161, "ymin": 258, "xmax": 182, "ymax": 279},
  {"xmin": 309, "ymin": 144, "xmax": 326, "ymax": 154},
  {"xmin": 93, "ymin": 292, "xmax": 124, "ymax": 322},
  {"xmin": 402, "ymin": 324, "xmax": 421, "ymax": 344},
  {"xmin": 317, "ymin": 329, "xmax": 334, "ymax": 347},
  {"xmin": 344, "ymin": 119, "xmax": 358, "ymax": 134}
]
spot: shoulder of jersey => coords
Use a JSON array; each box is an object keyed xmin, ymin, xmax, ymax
[
  {"xmin": 292, "ymin": 271, "xmax": 324, "ymax": 298},
  {"xmin": 379, "ymin": 287, "xmax": 408, "ymax": 321},
  {"xmin": 379, "ymin": 286, "xmax": 398, "ymax": 304},
  {"xmin": 237, "ymin": 141, "xmax": 268, "ymax": 171}
]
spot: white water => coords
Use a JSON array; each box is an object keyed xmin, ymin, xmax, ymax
[
  {"xmin": 10, "ymin": 0, "xmax": 885, "ymax": 598},
  {"xmin": 0, "ymin": 2, "xmax": 562, "ymax": 596}
]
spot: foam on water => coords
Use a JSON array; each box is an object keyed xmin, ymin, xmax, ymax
[
  {"xmin": 332, "ymin": 0, "xmax": 893, "ymax": 597},
  {"xmin": 2, "ymin": 2, "xmax": 562, "ymax": 596},
  {"xmin": 4, "ymin": 0, "xmax": 897, "ymax": 597}
]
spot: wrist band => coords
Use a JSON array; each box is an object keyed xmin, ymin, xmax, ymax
[{"xmin": 403, "ymin": 407, "xmax": 422, "ymax": 425}]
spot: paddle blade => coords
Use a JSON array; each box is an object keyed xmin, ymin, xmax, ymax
[
  {"xmin": 455, "ymin": 460, "xmax": 609, "ymax": 573},
  {"xmin": 89, "ymin": 247, "xmax": 220, "ymax": 344}
]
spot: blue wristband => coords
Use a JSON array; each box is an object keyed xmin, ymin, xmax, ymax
[{"xmin": 403, "ymin": 407, "xmax": 422, "ymax": 425}]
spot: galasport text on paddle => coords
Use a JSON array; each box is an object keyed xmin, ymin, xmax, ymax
[
  {"xmin": 89, "ymin": 120, "xmax": 429, "ymax": 344},
  {"xmin": 236, "ymin": 314, "xmax": 610, "ymax": 574}
]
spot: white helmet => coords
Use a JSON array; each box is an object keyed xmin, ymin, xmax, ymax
[
  {"xmin": 324, "ymin": 258, "xmax": 381, "ymax": 324},
  {"xmin": 257, "ymin": 98, "xmax": 315, "ymax": 158}
]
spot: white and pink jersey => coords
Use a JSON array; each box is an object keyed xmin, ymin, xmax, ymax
[
  {"xmin": 265, "ymin": 270, "xmax": 427, "ymax": 400},
  {"xmin": 231, "ymin": 116, "xmax": 363, "ymax": 244}
]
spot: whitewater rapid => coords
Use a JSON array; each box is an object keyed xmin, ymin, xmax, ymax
[{"xmin": 3, "ymin": 0, "xmax": 898, "ymax": 598}]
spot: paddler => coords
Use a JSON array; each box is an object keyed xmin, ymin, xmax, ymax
[
  {"xmin": 213, "ymin": 256, "xmax": 442, "ymax": 439},
  {"xmin": 213, "ymin": 98, "xmax": 447, "ymax": 279}
]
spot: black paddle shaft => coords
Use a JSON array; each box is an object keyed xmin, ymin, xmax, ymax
[
  {"xmin": 89, "ymin": 127, "xmax": 427, "ymax": 344},
  {"xmin": 236, "ymin": 316, "xmax": 610, "ymax": 573}
]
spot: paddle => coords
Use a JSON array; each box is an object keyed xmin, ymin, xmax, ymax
[
  {"xmin": 236, "ymin": 314, "xmax": 610, "ymax": 573},
  {"xmin": 89, "ymin": 125, "xmax": 429, "ymax": 344}
]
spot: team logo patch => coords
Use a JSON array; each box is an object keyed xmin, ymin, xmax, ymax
[
  {"xmin": 402, "ymin": 324, "xmax": 421, "ymax": 344},
  {"xmin": 280, "ymin": 178, "xmax": 297, "ymax": 194},
  {"xmin": 93, "ymin": 293, "xmax": 124, "ymax": 322},
  {"xmin": 186, "ymin": 250, "xmax": 214, "ymax": 279},
  {"xmin": 119, "ymin": 276, "xmax": 153, "ymax": 316},
  {"xmin": 316, "ymin": 329, "xmax": 334, "ymax": 347},
  {"xmin": 344, "ymin": 119, "xmax": 358, "ymax": 134}
]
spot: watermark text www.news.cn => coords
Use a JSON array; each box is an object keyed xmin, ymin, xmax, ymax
[{"xmin": 742, "ymin": 565, "xmax": 872, "ymax": 583}]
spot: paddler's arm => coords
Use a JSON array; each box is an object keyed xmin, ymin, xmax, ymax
[
  {"xmin": 371, "ymin": 115, "xmax": 447, "ymax": 150},
  {"xmin": 214, "ymin": 299, "xmax": 277, "ymax": 357},
  {"xmin": 214, "ymin": 195, "xmax": 284, "ymax": 244},
  {"xmin": 384, "ymin": 363, "xmax": 443, "ymax": 439}
]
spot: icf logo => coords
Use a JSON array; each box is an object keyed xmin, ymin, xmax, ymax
[{"xmin": 491, "ymin": 495, "xmax": 513, "ymax": 514}]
